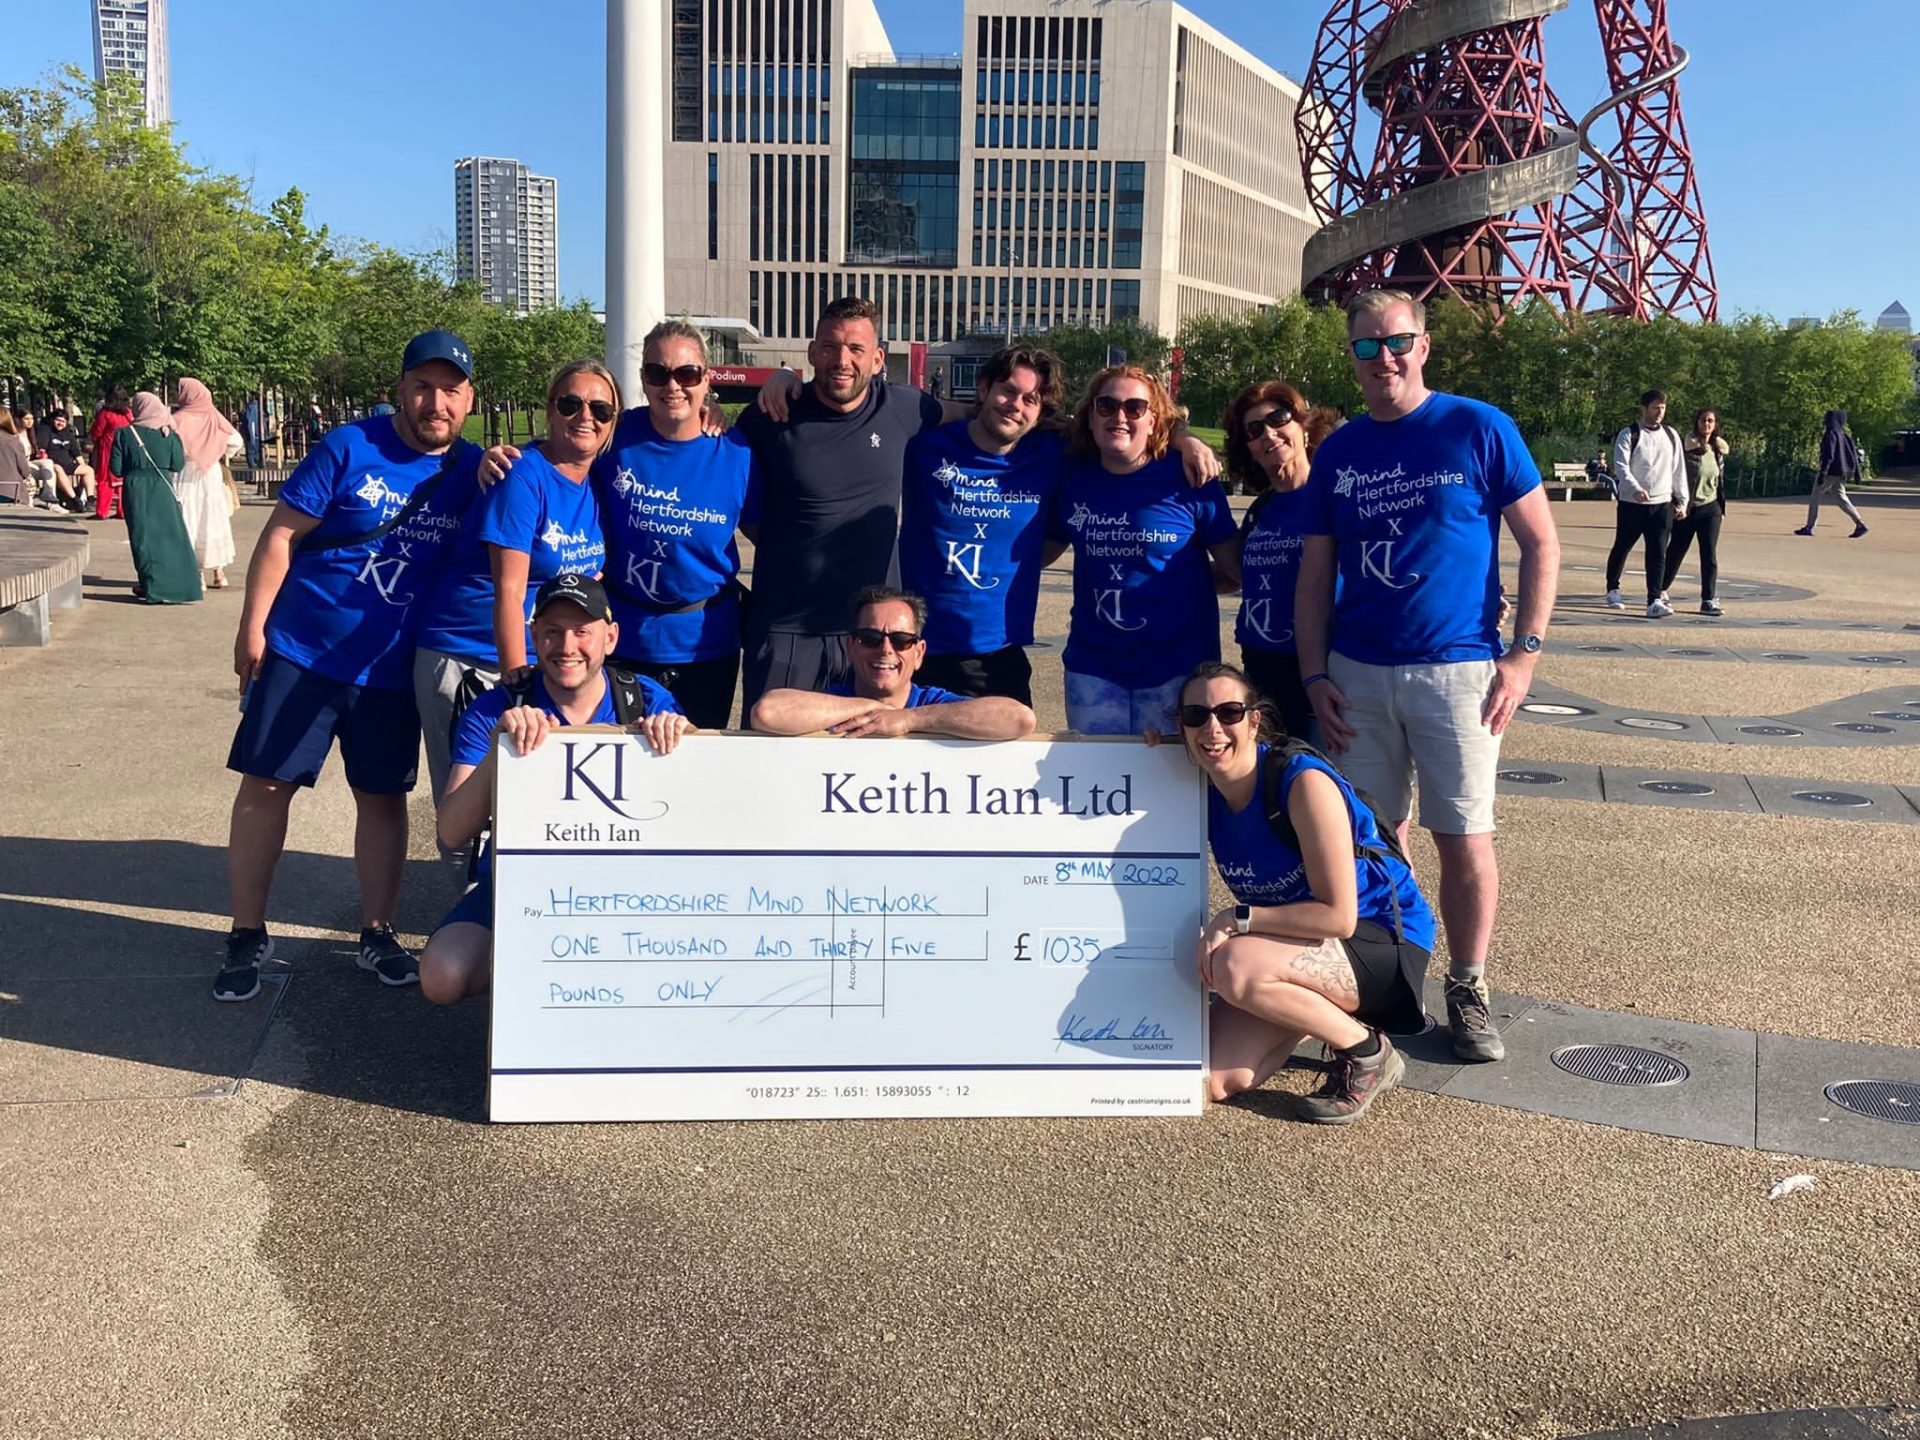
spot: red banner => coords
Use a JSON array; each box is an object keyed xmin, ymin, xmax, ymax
[
  {"xmin": 908, "ymin": 342, "xmax": 928, "ymax": 391},
  {"xmin": 1169, "ymin": 346, "xmax": 1184, "ymax": 403}
]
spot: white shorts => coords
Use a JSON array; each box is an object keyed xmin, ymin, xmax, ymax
[{"xmin": 1328, "ymin": 652, "xmax": 1501, "ymax": 835}]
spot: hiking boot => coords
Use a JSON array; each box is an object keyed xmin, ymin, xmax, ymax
[
  {"xmin": 1605, "ymin": 588, "xmax": 1626, "ymax": 609},
  {"xmin": 358, "ymin": 924, "xmax": 419, "ymax": 987},
  {"xmin": 1701, "ymin": 598, "xmax": 1723, "ymax": 616},
  {"xmin": 1646, "ymin": 598, "xmax": 1674, "ymax": 619},
  {"xmin": 1444, "ymin": 973, "xmax": 1506, "ymax": 1062},
  {"xmin": 1298, "ymin": 1035, "xmax": 1406, "ymax": 1126},
  {"xmin": 214, "ymin": 927, "xmax": 274, "ymax": 1003}
]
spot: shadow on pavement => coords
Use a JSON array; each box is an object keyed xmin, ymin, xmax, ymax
[{"xmin": 0, "ymin": 836, "xmax": 487, "ymax": 1120}]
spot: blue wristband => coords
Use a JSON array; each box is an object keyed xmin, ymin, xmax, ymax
[{"xmin": 1302, "ymin": 672, "xmax": 1331, "ymax": 689}]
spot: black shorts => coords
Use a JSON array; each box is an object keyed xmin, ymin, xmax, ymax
[
  {"xmin": 917, "ymin": 645, "xmax": 1033, "ymax": 705},
  {"xmin": 1341, "ymin": 920, "xmax": 1432, "ymax": 1035}
]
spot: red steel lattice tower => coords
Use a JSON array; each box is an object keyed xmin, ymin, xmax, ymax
[{"xmin": 1296, "ymin": 0, "xmax": 1716, "ymax": 321}]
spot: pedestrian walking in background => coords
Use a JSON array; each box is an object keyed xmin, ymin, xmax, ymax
[
  {"xmin": 112, "ymin": 392, "xmax": 202, "ymax": 605},
  {"xmin": 1796, "ymin": 409, "xmax": 1870, "ymax": 538},
  {"xmin": 1661, "ymin": 408, "xmax": 1730, "ymax": 616},
  {"xmin": 1605, "ymin": 389, "xmax": 1687, "ymax": 617},
  {"xmin": 90, "ymin": 387, "xmax": 134, "ymax": 520},
  {"xmin": 169, "ymin": 378, "xmax": 243, "ymax": 590}
]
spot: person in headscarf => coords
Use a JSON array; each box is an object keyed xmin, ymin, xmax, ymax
[
  {"xmin": 170, "ymin": 378, "xmax": 244, "ymax": 587},
  {"xmin": 1796, "ymin": 409, "xmax": 1870, "ymax": 539},
  {"xmin": 111, "ymin": 392, "xmax": 202, "ymax": 603}
]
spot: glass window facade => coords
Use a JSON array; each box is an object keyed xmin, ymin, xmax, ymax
[{"xmin": 847, "ymin": 66, "xmax": 961, "ymax": 268}]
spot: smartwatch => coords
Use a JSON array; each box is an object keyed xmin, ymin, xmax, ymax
[
  {"xmin": 1519, "ymin": 633, "xmax": 1544, "ymax": 655},
  {"xmin": 1233, "ymin": 904, "xmax": 1252, "ymax": 935}
]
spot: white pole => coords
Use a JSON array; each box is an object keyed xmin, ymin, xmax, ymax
[{"xmin": 606, "ymin": 0, "xmax": 667, "ymax": 402}]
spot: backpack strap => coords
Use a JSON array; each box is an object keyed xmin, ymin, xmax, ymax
[
  {"xmin": 298, "ymin": 439, "xmax": 475, "ymax": 554},
  {"xmin": 1261, "ymin": 741, "xmax": 1412, "ymax": 942},
  {"xmin": 602, "ymin": 666, "xmax": 653, "ymax": 725}
]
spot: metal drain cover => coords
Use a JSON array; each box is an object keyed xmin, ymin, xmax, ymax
[
  {"xmin": 1521, "ymin": 702, "xmax": 1592, "ymax": 718},
  {"xmin": 1499, "ymin": 769, "xmax": 1568, "ymax": 786},
  {"xmin": 1825, "ymin": 1080, "xmax": 1920, "ymax": 1125},
  {"xmin": 1618, "ymin": 717, "xmax": 1688, "ymax": 731},
  {"xmin": 1851, "ymin": 655, "xmax": 1906, "ymax": 665},
  {"xmin": 1792, "ymin": 790, "xmax": 1874, "ymax": 808},
  {"xmin": 1738, "ymin": 725, "xmax": 1803, "ymax": 737},
  {"xmin": 1668, "ymin": 648, "xmax": 1716, "ymax": 657},
  {"xmin": 1762, "ymin": 652, "xmax": 1811, "ymax": 661},
  {"xmin": 1639, "ymin": 780, "xmax": 1714, "ymax": 796},
  {"xmin": 1869, "ymin": 711, "xmax": 1920, "ymax": 722},
  {"xmin": 1832, "ymin": 723, "xmax": 1894, "ymax": 735},
  {"xmin": 1550, "ymin": 1044, "xmax": 1689, "ymax": 1086}
]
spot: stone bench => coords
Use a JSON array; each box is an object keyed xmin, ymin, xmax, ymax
[{"xmin": 0, "ymin": 511, "xmax": 90, "ymax": 647}]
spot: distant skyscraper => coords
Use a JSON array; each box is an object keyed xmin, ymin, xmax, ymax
[
  {"xmin": 454, "ymin": 158, "xmax": 560, "ymax": 313},
  {"xmin": 92, "ymin": 0, "xmax": 170, "ymax": 127},
  {"xmin": 1876, "ymin": 302, "xmax": 1911, "ymax": 335}
]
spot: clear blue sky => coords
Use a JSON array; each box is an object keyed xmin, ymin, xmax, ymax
[{"xmin": 8, "ymin": 1, "xmax": 1914, "ymax": 322}]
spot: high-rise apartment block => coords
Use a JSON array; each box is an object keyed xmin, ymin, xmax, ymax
[
  {"xmin": 92, "ymin": 0, "xmax": 170, "ymax": 127},
  {"xmin": 454, "ymin": 158, "xmax": 560, "ymax": 314},
  {"xmin": 661, "ymin": 0, "xmax": 1315, "ymax": 384}
]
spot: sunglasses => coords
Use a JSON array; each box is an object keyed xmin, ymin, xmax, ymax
[
  {"xmin": 851, "ymin": 627, "xmax": 922, "ymax": 651},
  {"xmin": 1179, "ymin": 701, "xmax": 1252, "ymax": 729},
  {"xmin": 1093, "ymin": 395, "xmax": 1152, "ymax": 420},
  {"xmin": 643, "ymin": 363, "xmax": 707, "ymax": 389},
  {"xmin": 553, "ymin": 394, "xmax": 616, "ymax": 423},
  {"xmin": 1350, "ymin": 333, "xmax": 1419, "ymax": 361},
  {"xmin": 1241, "ymin": 409, "xmax": 1295, "ymax": 441}
]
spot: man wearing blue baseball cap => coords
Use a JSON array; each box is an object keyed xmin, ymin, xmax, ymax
[{"xmin": 216, "ymin": 329, "xmax": 483, "ymax": 1003}]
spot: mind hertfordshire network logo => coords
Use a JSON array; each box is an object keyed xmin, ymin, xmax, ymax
[{"xmin": 1338, "ymin": 461, "xmax": 1468, "ymax": 519}]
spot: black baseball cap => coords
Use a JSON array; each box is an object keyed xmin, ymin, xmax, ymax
[
  {"xmin": 401, "ymin": 328, "xmax": 474, "ymax": 380},
  {"xmin": 531, "ymin": 573, "xmax": 613, "ymax": 623}
]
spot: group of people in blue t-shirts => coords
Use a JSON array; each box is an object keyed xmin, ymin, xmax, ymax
[{"xmin": 212, "ymin": 287, "xmax": 1564, "ymax": 1129}]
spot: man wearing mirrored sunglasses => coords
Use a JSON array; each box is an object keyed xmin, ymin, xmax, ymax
[
  {"xmin": 1295, "ymin": 289, "xmax": 1561, "ymax": 1065},
  {"xmin": 750, "ymin": 586, "xmax": 1035, "ymax": 739}
]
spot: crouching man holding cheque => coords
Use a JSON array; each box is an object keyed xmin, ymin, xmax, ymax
[
  {"xmin": 750, "ymin": 587, "xmax": 1036, "ymax": 739},
  {"xmin": 421, "ymin": 573, "xmax": 689, "ymax": 1005}
]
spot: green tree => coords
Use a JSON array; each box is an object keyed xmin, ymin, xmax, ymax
[{"xmin": 1013, "ymin": 318, "xmax": 1170, "ymax": 405}]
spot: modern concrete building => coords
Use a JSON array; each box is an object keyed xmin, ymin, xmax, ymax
[
  {"xmin": 1875, "ymin": 302, "xmax": 1911, "ymax": 335},
  {"xmin": 659, "ymin": 0, "xmax": 1315, "ymax": 389},
  {"xmin": 92, "ymin": 0, "xmax": 170, "ymax": 127},
  {"xmin": 454, "ymin": 157, "xmax": 560, "ymax": 314}
]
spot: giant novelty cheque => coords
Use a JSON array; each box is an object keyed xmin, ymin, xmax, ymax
[{"xmin": 489, "ymin": 733, "xmax": 1209, "ymax": 1122}]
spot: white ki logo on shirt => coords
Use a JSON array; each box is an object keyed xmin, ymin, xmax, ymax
[{"xmin": 869, "ymin": 433, "xmax": 881, "ymax": 448}]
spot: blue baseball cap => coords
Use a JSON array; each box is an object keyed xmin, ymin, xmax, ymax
[{"xmin": 401, "ymin": 329, "xmax": 474, "ymax": 380}]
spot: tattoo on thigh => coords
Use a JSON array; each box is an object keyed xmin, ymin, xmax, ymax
[{"xmin": 1287, "ymin": 942, "xmax": 1360, "ymax": 1005}]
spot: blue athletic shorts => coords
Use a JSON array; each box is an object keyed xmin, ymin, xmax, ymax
[
  {"xmin": 435, "ymin": 878, "xmax": 493, "ymax": 933},
  {"xmin": 227, "ymin": 651, "xmax": 421, "ymax": 794}
]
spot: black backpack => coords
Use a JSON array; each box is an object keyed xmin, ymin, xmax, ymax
[
  {"xmin": 452, "ymin": 663, "xmax": 658, "ymax": 737},
  {"xmin": 1259, "ymin": 739, "xmax": 1414, "ymax": 939}
]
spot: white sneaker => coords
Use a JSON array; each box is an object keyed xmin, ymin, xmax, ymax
[
  {"xmin": 1606, "ymin": 589, "xmax": 1626, "ymax": 609},
  {"xmin": 1656, "ymin": 590, "xmax": 1670, "ymax": 605},
  {"xmin": 1647, "ymin": 599, "xmax": 1674, "ymax": 619}
]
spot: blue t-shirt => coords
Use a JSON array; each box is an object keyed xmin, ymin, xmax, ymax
[
  {"xmin": 1207, "ymin": 746, "xmax": 1436, "ymax": 951},
  {"xmin": 415, "ymin": 449, "xmax": 606, "ymax": 665},
  {"xmin": 452, "ymin": 669, "xmax": 680, "ymax": 882},
  {"xmin": 1303, "ymin": 391, "xmax": 1540, "ymax": 666},
  {"xmin": 1235, "ymin": 484, "xmax": 1314, "ymax": 655},
  {"xmin": 825, "ymin": 679, "xmax": 964, "ymax": 708},
  {"xmin": 593, "ymin": 414, "xmax": 759, "ymax": 664},
  {"xmin": 899, "ymin": 421, "xmax": 1066, "ymax": 655},
  {"xmin": 1047, "ymin": 455, "xmax": 1236, "ymax": 688},
  {"xmin": 266, "ymin": 417, "xmax": 482, "ymax": 690}
]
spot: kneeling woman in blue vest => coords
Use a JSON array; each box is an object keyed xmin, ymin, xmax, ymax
[{"xmin": 1167, "ymin": 662, "xmax": 1435, "ymax": 1124}]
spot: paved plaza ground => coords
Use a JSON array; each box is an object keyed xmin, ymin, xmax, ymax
[{"xmin": 1, "ymin": 488, "xmax": 1916, "ymax": 1439}]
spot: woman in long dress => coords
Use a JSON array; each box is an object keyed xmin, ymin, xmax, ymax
[
  {"xmin": 111, "ymin": 392, "xmax": 202, "ymax": 604},
  {"xmin": 169, "ymin": 378, "xmax": 242, "ymax": 587}
]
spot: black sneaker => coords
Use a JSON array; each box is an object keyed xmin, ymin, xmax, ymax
[
  {"xmin": 1444, "ymin": 973, "xmax": 1506, "ymax": 1062},
  {"xmin": 358, "ymin": 924, "xmax": 419, "ymax": 987},
  {"xmin": 214, "ymin": 927, "xmax": 274, "ymax": 1002}
]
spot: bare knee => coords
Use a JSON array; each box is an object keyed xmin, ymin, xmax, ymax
[
  {"xmin": 1207, "ymin": 1068, "xmax": 1255, "ymax": 1104},
  {"xmin": 1211, "ymin": 940, "xmax": 1265, "ymax": 1011},
  {"xmin": 420, "ymin": 926, "xmax": 491, "ymax": 1005}
]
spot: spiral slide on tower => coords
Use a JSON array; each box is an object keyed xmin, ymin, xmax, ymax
[{"xmin": 1302, "ymin": 0, "xmax": 1582, "ymax": 287}]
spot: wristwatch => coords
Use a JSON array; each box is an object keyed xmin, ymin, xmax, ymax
[
  {"xmin": 1233, "ymin": 904, "xmax": 1252, "ymax": 935},
  {"xmin": 1519, "ymin": 633, "xmax": 1544, "ymax": 655}
]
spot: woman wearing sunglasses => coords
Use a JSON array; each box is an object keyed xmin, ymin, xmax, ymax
[
  {"xmin": 1049, "ymin": 365, "xmax": 1238, "ymax": 735},
  {"xmin": 1166, "ymin": 662, "xmax": 1434, "ymax": 1123},
  {"xmin": 1220, "ymin": 381, "xmax": 1342, "ymax": 743},
  {"xmin": 590, "ymin": 321, "xmax": 759, "ymax": 729},
  {"xmin": 413, "ymin": 361, "xmax": 614, "ymax": 803}
]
